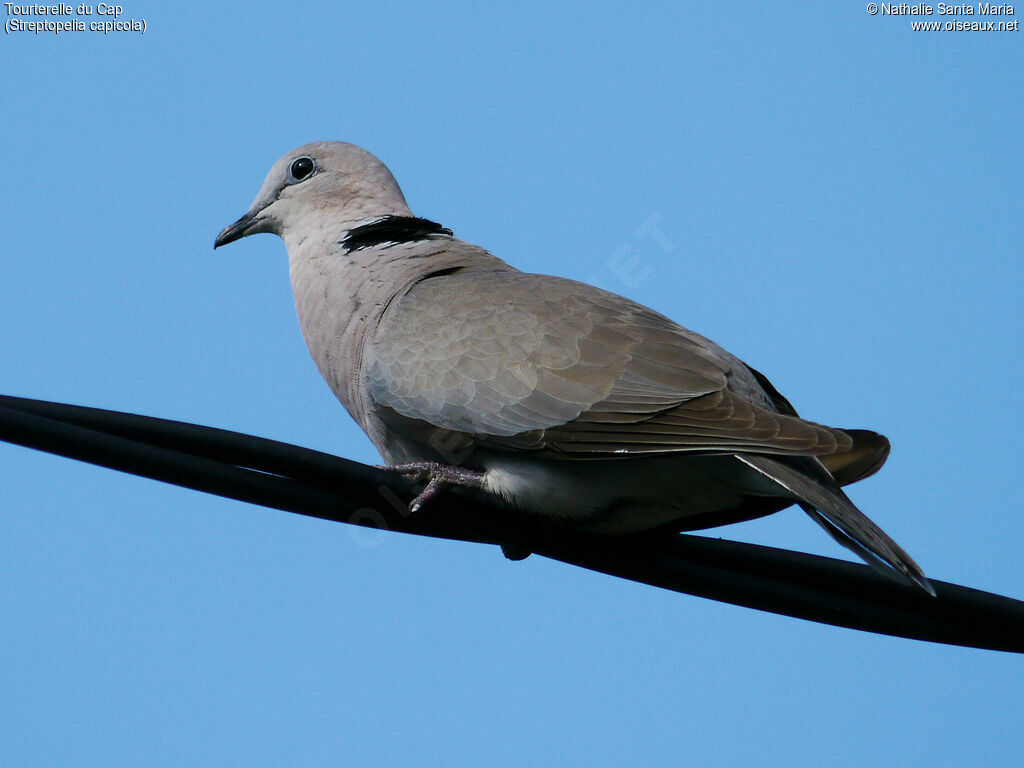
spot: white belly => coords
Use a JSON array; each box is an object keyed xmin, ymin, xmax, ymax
[{"xmin": 479, "ymin": 451, "xmax": 784, "ymax": 534}]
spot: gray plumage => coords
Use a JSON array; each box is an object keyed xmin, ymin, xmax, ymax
[{"xmin": 215, "ymin": 141, "xmax": 932, "ymax": 595}]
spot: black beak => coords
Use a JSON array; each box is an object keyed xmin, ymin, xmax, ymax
[{"xmin": 214, "ymin": 211, "xmax": 259, "ymax": 249}]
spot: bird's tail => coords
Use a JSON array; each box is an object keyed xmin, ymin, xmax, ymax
[{"xmin": 735, "ymin": 453, "xmax": 934, "ymax": 596}]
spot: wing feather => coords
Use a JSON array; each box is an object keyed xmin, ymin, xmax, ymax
[{"xmin": 368, "ymin": 270, "xmax": 865, "ymax": 462}]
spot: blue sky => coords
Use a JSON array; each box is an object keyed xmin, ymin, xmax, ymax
[{"xmin": 2, "ymin": 2, "xmax": 1022, "ymax": 765}]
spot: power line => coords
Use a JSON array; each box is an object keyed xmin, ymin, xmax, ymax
[{"xmin": 2, "ymin": 394, "xmax": 1021, "ymax": 653}]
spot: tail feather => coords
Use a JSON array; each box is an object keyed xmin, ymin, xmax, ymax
[
  {"xmin": 819, "ymin": 429, "xmax": 890, "ymax": 487},
  {"xmin": 736, "ymin": 453, "xmax": 934, "ymax": 596}
]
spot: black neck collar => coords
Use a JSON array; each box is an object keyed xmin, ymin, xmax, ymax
[{"xmin": 341, "ymin": 216, "xmax": 453, "ymax": 251}]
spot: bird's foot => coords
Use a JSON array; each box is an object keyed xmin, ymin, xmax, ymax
[
  {"xmin": 500, "ymin": 544, "xmax": 532, "ymax": 561},
  {"xmin": 377, "ymin": 461, "xmax": 487, "ymax": 513}
]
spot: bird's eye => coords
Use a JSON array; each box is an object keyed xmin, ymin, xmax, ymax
[{"xmin": 289, "ymin": 157, "xmax": 315, "ymax": 182}]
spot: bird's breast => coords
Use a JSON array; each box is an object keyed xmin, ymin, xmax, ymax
[{"xmin": 287, "ymin": 247, "xmax": 396, "ymax": 435}]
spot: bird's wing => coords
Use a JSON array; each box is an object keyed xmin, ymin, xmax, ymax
[
  {"xmin": 367, "ymin": 269, "xmax": 863, "ymax": 462},
  {"xmin": 368, "ymin": 268, "xmax": 925, "ymax": 591}
]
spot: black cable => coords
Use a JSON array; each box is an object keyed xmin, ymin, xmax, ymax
[{"xmin": 2, "ymin": 394, "xmax": 1022, "ymax": 652}]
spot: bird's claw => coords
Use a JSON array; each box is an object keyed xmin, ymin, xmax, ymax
[{"xmin": 376, "ymin": 461, "xmax": 487, "ymax": 512}]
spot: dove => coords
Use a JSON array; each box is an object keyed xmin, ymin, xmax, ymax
[{"xmin": 214, "ymin": 141, "xmax": 933, "ymax": 595}]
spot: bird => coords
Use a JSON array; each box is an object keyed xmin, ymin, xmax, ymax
[{"xmin": 214, "ymin": 141, "xmax": 933, "ymax": 595}]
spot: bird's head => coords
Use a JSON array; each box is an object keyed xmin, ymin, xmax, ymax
[{"xmin": 214, "ymin": 141, "xmax": 412, "ymax": 250}]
